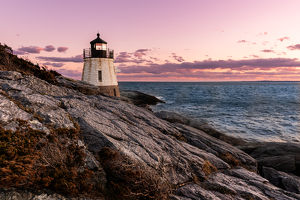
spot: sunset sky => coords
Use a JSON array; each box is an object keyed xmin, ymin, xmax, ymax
[{"xmin": 1, "ymin": 0, "xmax": 300, "ymax": 81}]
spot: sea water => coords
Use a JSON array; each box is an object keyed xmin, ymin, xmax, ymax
[{"xmin": 119, "ymin": 82, "xmax": 300, "ymax": 143}]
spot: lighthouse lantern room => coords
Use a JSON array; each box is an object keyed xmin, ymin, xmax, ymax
[{"xmin": 82, "ymin": 33, "xmax": 120, "ymax": 97}]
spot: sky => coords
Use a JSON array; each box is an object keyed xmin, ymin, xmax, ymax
[{"xmin": 1, "ymin": 0, "xmax": 300, "ymax": 82}]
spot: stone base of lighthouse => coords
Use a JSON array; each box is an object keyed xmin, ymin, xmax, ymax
[
  {"xmin": 99, "ymin": 85, "xmax": 120, "ymax": 97},
  {"xmin": 82, "ymin": 57, "xmax": 120, "ymax": 97}
]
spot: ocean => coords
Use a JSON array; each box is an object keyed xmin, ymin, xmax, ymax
[{"xmin": 119, "ymin": 82, "xmax": 300, "ymax": 143}]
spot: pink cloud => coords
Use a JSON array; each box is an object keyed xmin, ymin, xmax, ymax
[
  {"xmin": 257, "ymin": 32, "xmax": 268, "ymax": 36},
  {"xmin": 114, "ymin": 52, "xmax": 132, "ymax": 63},
  {"xmin": 260, "ymin": 49, "xmax": 275, "ymax": 53},
  {"xmin": 13, "ymin": 49, "xmax": 27, "ymax": 55},
  {"xmin": 56, "ymin": 69, "xmax": 82, "ymax": 79},
  {"xmin": 171, "ymin": 53, "xmax": 185, "ymax": 62},
  {"xmin": 287, "ymin": 44, "xmax": 300, "ymax": 50},
  {"xmin": 114, "ymin": 51, "xmax": 152, "ymax": 64},
  {"xmin": 118, "ymin": 58, "xmax": 300, "ymax": 75},
  {"xmin": 149, "ymin": 56, "xmax": 159, "ymax": 61},
  {"xmin": 278, "ymin": 37, "xmax": 290, "ymax": 42},
  {"xmin": 57, "ymin": 46, "xmax": 69, "ymax": 53},
  {"xmin": 117, "ymin": 68, "xmax": 300, "ymax": 81},
  {"xmin": 262, "ymin": 41, "xmax": 269, "ymax": 45},
  {"xmin": 37, "ymin": 54, "xmax": 83, "ymax": 62},
  {"xmin": 133, "ymin": 49, "xmax": 150, "ymax": 58},
  {"xmin": 237, "ymin": 40, "xmax": 249, "ymax": 43},
  {"xmin": 44, "ymin": 45, "xmax": 55, "ymax": 52},
  {"xmin": 18, "ymin": 46, "xmax": 43, "ymax": 54},
  {"xmin": 43, "ymin": 62, "xmax": 64, "ymax": 68}
]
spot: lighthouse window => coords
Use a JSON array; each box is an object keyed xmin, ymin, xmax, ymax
[
  {"xmin": 95, "ymin": 43, "xmax": 106, "ymax": 50},
  {"xmin": 98, "ymin": 71, "xmax": 102, "ymax": 82}
]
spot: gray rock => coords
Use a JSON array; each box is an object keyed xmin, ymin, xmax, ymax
[
  {"xmin": 84, "ymin": 149, "xmax": 101, "ymax": 170},
  {"xmin": 0, "ymin": 91, "xmax": 32, "ymax": 124},
  {"xmin": 250, "ymin": 142, "xmax": 300, "ymax": 159},
  {"xmin": 170, "ymin": 195, "xmax": 192, "ymax": 200},
  {"xmin": 224, "ymin": 167, "xmax": 268, "ymax": 183},
  {"xmin": 237, "ymin": 142, "xmax": 267, "ymax": 154},
  {"xmin": 56, "ymin": 76, "xmax": 104, "ymax": 95},
  {"xmin": 176, "ymin": 184, "xmax": 221, "ymax": 200},
  {"xmin": 0, "ymin": 188, "xmax": 103, "ymax": 200},
  {"xmin": 250, "ymin": 142, "xmax": 300, "ymax": 174},
  {"xmin": 0, "ymin": 70, "xmax": 23, "ymax": 80},
  {"xmin": 257, "ymin": 156, "xmax": 296, "ymax": 172},
  {"xmin": 202, "ymin": 172, "xmax": 270, "ymax": 200},
  {"xmin": 19, "ymin": 75, "xmax": 81, "ymax": 96},
  {"xmin": 2, "ymin": 70, "xmax": 300, "ymax": 199},
  {"xmin": 174, "ymin": 123, "xmax": 257, "ymax": 170},
  {"xmin": 155, "ymin": 111, "xmax": 246, "ymax": 146},
  {"xmin": 262, "ymin": 166, "xmax": 300, "ymax": 194},
  {"xmin": 120, "ymin": 90, "xmax": 165, "ymax": 106}
]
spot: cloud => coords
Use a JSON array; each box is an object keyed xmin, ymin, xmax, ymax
[
  {"xmin": 114, "ymin": 52, "xmax": 132, "ymax": 63},
  {"xmin": 43, "ymin": 62, "xmax": 64, "ymax": 68},
  {"xmin": 262, "ymin": 41, "xmax": 269, "ymax": 45},
  {"xmin": 18, "ymin": 46, "xmax": 43, "ymax": 54},
  {"xmin": 237, "ymin": 40, "xmax": 249, "ymax": 43},
  {"xmin": 57, "ymin": 46, "xmax": 69, "ymax": 53},
  {"xmin": 287, "ymin": 44, "xmax": 300, "ymax": 50},
  {"xmin": 250, "ymin": 55, "xmax": 259, "ymax": 58},
  {"xmin": 149, "ymin": 56, "xmax": 159, "ymax": 61},
  {"xmin": 171, "ymin": 53, "xmax": 185, "ymax": 62},
  {"xmin": 37, "ymin": 54, "xmax": 83, "ymax": 62},
  {"xmin": 278, "ymin": 37, "xmax": 290, "ymax": 42},
  {"xmin": 114, "ymin": 51, "xmax": 152, "ymax": 64},
  {"xmin": 13, "ymin": 49, "xmax": 28, "ymax": 55},
  {"xmin": 118, "ymin": 58, "xmax": 300, "ymax": 75},
  {"xmin": 56, "ymin": 69, "xmax": 82, "ymax": 79},
  {"xmin": 44, "ymin": 45, "xmax": 55, "ymax": 52},
  {"xmin": 257, "ymin": 32, "xmax": 268, "ymax": 36},
  {"xmin": 260, "ymin": 49, "xmax": 275, "ymax": 53},
  {"xmin": 117, "ymin": 69, "xmax": 300, "ymax": 81},
  {"xmin": 133, "ymin": 49, "xmax": 150, "ymax": 58}
]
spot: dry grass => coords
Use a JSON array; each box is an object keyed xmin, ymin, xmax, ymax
[
  {"xmin": 98, "ymin": 147, "xmax": 170, "ymax": 200},
  {"xmin": 33, "ymin": 112, "xmax": 44, "ymax": 123},
  {"xmin": 0, "ymin": 43, "xmax": 61, "ymax": 85},
  {"xmin": 219, "ymin": 152, "xmax": 240, "ymax": 167},
  {"xmin": 67, "ymin": 114, "xmax": 80, "ymax": 130},
  {"xmin": 202, "ymin": 161, "xmax": 218, "ymax": 176},
  {"xmin": 0, "ymin": 120, "xmax": 94, "ymax": 196}
]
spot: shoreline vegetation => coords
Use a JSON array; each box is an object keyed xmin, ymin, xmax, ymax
[{"xmin": 1, "ymin": 43, "xmax": 300, "ymax": 199}]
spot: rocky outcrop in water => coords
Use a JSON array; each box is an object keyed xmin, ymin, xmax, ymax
[{"xmin": 1, "ymin": 70, "xmax": 300, "ymax": 199}]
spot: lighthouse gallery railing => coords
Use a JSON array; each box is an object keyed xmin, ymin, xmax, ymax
[{"xmin": 83, "ymin": 48, "xmax": 114, "ymax": 59}]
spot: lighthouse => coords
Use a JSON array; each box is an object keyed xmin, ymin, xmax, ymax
[{"xmin": 82, "ymin": 33, "xmax": 120, "ymax": 97}]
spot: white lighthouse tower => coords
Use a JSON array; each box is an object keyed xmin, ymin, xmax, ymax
[{"xmin": 81, "ymin": 33, "xmax": 120, "ymax": 97}]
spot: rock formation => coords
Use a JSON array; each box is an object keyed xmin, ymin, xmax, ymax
[{"xmin": 1, "ymin": 70, "xmax": 300, "ymax": 199}]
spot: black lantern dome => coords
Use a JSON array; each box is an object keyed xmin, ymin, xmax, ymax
[
  {"xmin": 90, "ymin": 33, "xmax": 107, "ymax": 58},
  {"xmin": 83, "ymin": 33, "xmax": 114, "ymax": 59}
]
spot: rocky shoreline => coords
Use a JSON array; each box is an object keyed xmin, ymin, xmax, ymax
[{"xmin": 1, "ymin": 71, "xmax": 300, "ymax": 199}]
